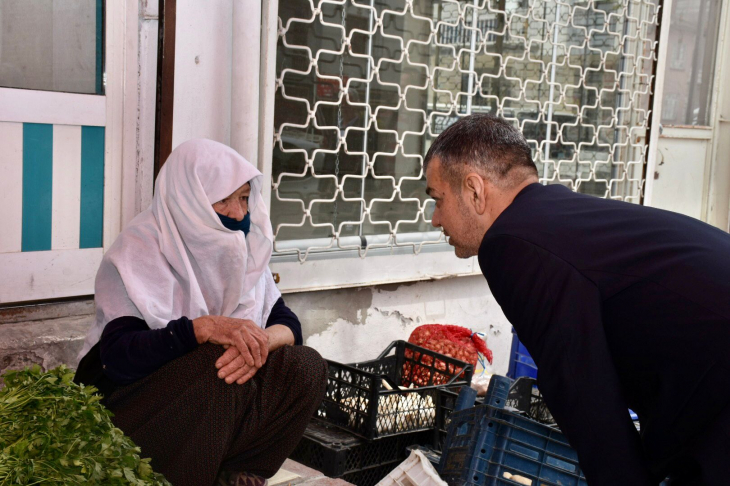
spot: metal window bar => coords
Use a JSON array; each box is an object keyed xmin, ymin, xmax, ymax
[{"xmin": 272, "ymin": 0, "xmax": 661, "ymax": 262}]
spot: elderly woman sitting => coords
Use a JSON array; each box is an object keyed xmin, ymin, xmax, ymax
[{"xmin": 75, "ymin": 140, "xmax": 327, "ymax": 486}]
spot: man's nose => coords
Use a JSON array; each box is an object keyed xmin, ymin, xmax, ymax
[{"xmin": 431, "ymin": 210, "xmax": 440, "ymax": 228}]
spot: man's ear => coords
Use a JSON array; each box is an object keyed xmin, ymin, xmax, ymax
[{"xmin": 463, "ymin": 172, "xmax": 487, "ymax": 215}]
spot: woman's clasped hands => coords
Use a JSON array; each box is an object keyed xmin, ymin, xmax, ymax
[{"xmin": 193, "ymin": 316, "xmax": 270, "ymax": 385}]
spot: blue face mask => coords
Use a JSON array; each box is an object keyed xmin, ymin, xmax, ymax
[{"xmin": 217, "ymin": 212, "xmax": 251, "ymax": 236}]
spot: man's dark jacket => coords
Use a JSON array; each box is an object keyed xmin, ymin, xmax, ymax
[{"xmin": 478, "ymin": 183, "xmax": 730, "ymax": 485}]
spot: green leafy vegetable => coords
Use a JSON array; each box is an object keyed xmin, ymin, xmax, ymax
[{"xmin": 0, "ymin": 365, "xmax": 171, "ymax": 485}]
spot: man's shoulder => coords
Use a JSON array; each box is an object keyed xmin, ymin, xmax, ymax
[
  {"xmin": 482, "ymin": 185, "xmax": 583, "ymax": 249},
  {"xmin": 478, "ymin": 185, "xmax": 636, "ymax": 273},
  {"xmin": 480, "ymin": 184, "xmax": 730, "ymax": 283},
  {"xmin": 494, "ymin": 183, "xmax": 621, "ymax": 223},
  {"xmin": 486, "ymin": 183, "xmax": 677, "ymax": 245}
]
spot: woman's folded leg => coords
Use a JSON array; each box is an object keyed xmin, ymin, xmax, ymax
[
  {"xmin": 103, "ymin": 343, "xmax": 327, "ymax": 486},
  {"xmin": 221, "ymin": 344, "xmax": 328, "ymax": 478}
]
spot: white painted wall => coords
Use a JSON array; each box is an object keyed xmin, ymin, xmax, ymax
[
  {"xmin": 706, "ymin": 3, "xmax": 730, "ymax": 232},
  {"xmin": 118, "ymin": 0, "xmax": 159, "ymax": 228},
  {"xmin": 288, "ymin": 275, "xmax": 514, "ymax": 376},
  {"xmin": 171, "ymin": 0, "xmax": 233, "ymax": 149}
]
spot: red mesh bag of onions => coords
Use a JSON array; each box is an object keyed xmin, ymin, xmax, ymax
[{"xmin": 403, "ymin": 324, "xmax": 493, "ymax": 387}]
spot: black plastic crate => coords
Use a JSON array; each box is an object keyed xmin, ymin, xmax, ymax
[
  {"xmin": 506, "ymin": 376, "xmax": 556, "ymax": 425},
  {"xmin": 357, "ymin": 340, "xmax": 474, "ymax": 388},
  {"xmin": 435, "ymin": 386, "xmax": 462, "ymax": 452},
  {"xmin": 290, "ymin": 420, "xmax": 433, "ymax": 485},
  {"xmin": 317, "ymin": 340, "xmax": 473, "ymax": 440}
]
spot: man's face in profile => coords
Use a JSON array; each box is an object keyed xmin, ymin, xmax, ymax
[{"xmin": 426, "ymin": 158, "xmax": 483, "ymax": 258}]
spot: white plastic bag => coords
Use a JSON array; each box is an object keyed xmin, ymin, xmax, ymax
[
  {"xmin": 376, "ymin": 450, "xmax": 448, "ymax": 486},
  {"xmin": 471, "ymin": 372, "xmax": 493, "ymax": 396}
]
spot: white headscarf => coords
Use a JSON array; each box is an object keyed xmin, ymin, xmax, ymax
[{"xmin": 79, "ymin": 139, "xmax": 281, "ymax": 359}]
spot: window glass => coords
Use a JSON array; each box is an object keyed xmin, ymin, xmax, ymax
[
  {"xmin": 0, "ymin": 0, "xmax": 103, "ymax": 95},
  {"xmin": 273, "ymin": 0, "xmax": 659, "ymax": 252},
  {"xmin": 660, "ymin": 0, "xmax": 721, "ymax": 126}
]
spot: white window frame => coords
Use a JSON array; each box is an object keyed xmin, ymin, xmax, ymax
[{"xmin": 644, "ymin": 0, "xmax": 672, "ymax": 207}]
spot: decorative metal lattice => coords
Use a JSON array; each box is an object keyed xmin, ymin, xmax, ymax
[{"xmin": 272, "ymin": 0, "xmax": 660, "ymax": 261}]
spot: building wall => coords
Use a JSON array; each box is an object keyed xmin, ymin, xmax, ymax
[
  {"xmin": 288, "ymin": 275, "xmax": 512, "ymax": 375},
  {"xmin": 171, "ymin": 0, "xmax": 233, "ymax": 149},
  {"xmin": 1, "ymin": 0, "xmax": 513, "ymax": 375}
]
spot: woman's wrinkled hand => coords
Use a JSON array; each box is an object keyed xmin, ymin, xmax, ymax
[
  {"xmin": 213, "ymin": 346, "xmax": 260, "ymax": 384},
  {"xmin": 192, "ymin": 316, "xmax": 269, "ymax": 383}
]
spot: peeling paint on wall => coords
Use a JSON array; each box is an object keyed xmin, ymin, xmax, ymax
[
  {"xmin": 373, "ymin": 308, "xmax": 418, "ymax": 327},
  {"xmin": 284, "ymin": 286, "xmax": 373, "ymax": 328},
  {"xmin": 286, "ymin": 275, "xmax": 513, "ymax": 375}
]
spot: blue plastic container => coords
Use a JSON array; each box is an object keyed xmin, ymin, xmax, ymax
[
  {"xmin": 439, "ymin": 399, "xmax": 588, "ymax": 485},
  {"xmin": 455, "ymin": 386, "xmax": 478, "ymax": 412},
  {"xmin": 483, "ymin": 374, "xmax": 511, "ymax": 409},
  {"xmin": 507, "ymin": 329, "xmax": 537, "ymax": 380}
]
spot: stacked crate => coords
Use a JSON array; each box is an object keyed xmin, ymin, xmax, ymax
[
  {"xmin": 290, "ymin": 340, "xmax": 474, "ymax": 486},
  {"xmin": 438, "ymin": 376, "xmax": 589, "ymax": 486}
]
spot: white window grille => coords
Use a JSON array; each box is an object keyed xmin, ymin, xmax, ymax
[{"xmin": 272, "ymin": 0, "xmax": 661, "ymax": 262}]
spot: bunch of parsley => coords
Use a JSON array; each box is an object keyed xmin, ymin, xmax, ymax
[{"xmin": 0, "ymin": 365, "xmax": 171, "ymax": 485}]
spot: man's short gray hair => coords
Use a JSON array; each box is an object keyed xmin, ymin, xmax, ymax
[{"xmin": 424, "ymin": 114, "xmax": 538, "ymax": 190}]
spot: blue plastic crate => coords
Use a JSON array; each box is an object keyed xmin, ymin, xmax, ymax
[
  {"xmin": 439, "ymin": 404, "xmax": 588, "ymax": 486},
  {"xmin": 507, "ymin": 329, "xmax": 537, "ymax": 380},
  {"xmin": 483, "ymin": 374, "xmax": 510, "ymax": 409}
]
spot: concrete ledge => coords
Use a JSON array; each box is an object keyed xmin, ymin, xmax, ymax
[
  {"xmin": 0, "ymin": 314, "xmax": 92, "ymax": 384},
  {"xmin": 0, "ymin": 298, "xmax": 94, "ymax": 324}
]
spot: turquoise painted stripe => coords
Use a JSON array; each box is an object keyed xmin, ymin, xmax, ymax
[
  {"xmin": 96, "ymin": 0, "xmax": 103, "ymax": 94},
  {"xmin": 79, "ymin": 126, "xmax": 105, "ymax": 248},
  {"xmin": 22, "ymin": 123, "xmax": 53, "ymax": 252}
]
